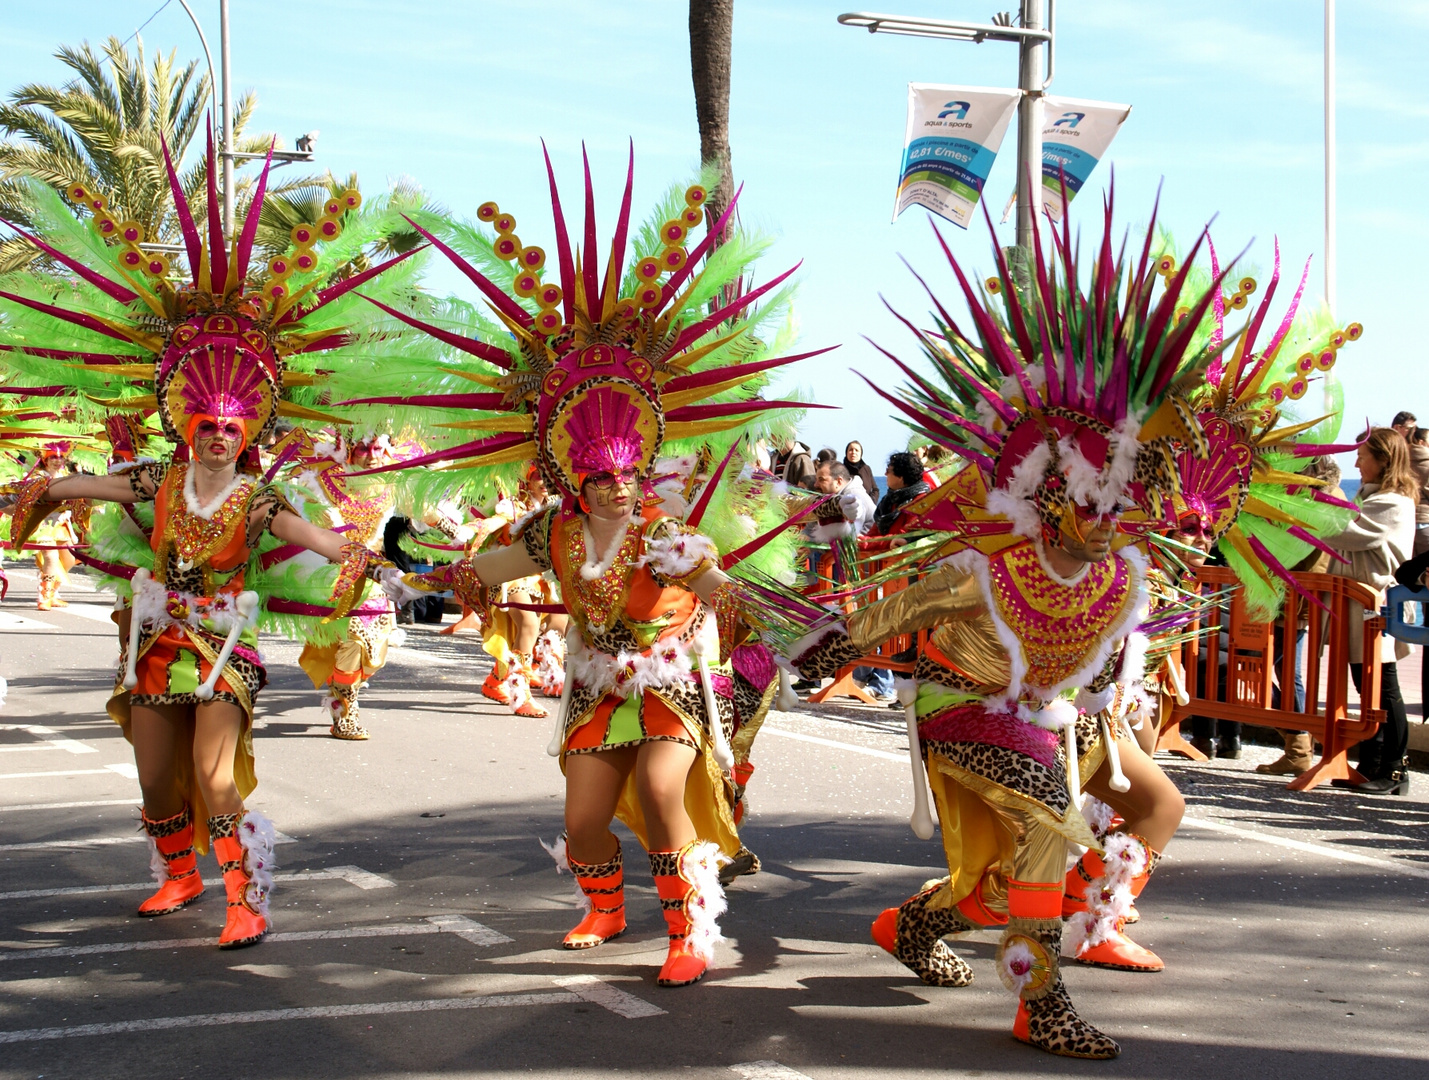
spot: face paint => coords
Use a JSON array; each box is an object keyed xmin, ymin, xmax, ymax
[{"xmin": 187, "ymin": 413, "xmax": 247, "ymax": 451}]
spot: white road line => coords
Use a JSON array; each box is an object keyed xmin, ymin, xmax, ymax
[
  {"xmin": 0, "ymin": 991, "xmax": 582, "ymax": 1045},
  {"xmin": 0, "ymin": 830, "xmax": 296, "ymax": 853},
  {"xmin": 425, "ymin": 913, "xmax": 515, "ymax": 945},
  {"xmin": 0, "ymin": 864, "xmax": 396, "ymax": 902},
  {"xmin": 1181, "ymin": 816, "xmax": 1429, "ymax": 881},
  {"xmin": 0, "ymin": 613, "xmax": 57, "ymax": 631},
  {"xmin": 0, "ymin": 915, "xmax": 513, "ymax": 963},
  {"xmin": 0, "ymin": 766, "xmax": 133, "ymax": 781},
  {"xmin": 0, "ymin": 798, "xmax": 138, "ymax": 813},
  {"xmin": 730, "ymin": 1063, "xmax": 816, "ymax": 1080},
  {"xmin": 47, "ymin": 604, "xmax": 118, "ymax": 625},
  {"xmin": 552, "ymin": 974, "xmax": 667, "ymax": 1018},
  {"xmin": 761, "ymin": 724, "xmax": 905, "ymax": 763},
  {"xmin": 0, "ymin": 724, "xmax": 97, "ymax": 755}
]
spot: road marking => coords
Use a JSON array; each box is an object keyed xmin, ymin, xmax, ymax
[
  {"xmin": 761, "ymin": 724, "xmax": 905, "ymax": 763},
  {"xmin": 0, "ymin": 724, "xmax": 97, "ymax": 755},
  {"xmin": 1182, "ymin": 816, "xmax": 1429, "ymax": 881},
  {"xmin": 0, "ymin": 613, "xmax": 57, "ymax": 631},
  {"xmin": 0, "ymin": 864, "xmax": 396, "ymax": 902},
  {"xmin": 0, "ymin": 830, "xmax": 296, "ymax": 853},
  {"xmin": 730, "ymin": 1064, "xmax": 816, "ymax": 1080},
  {"xmin": 0, "ymin": 799, "xmax": 139, "ymax": 813},
  {"xmin": 47, "ymin": 603, "xmax": 118, "ymax": 625},
  {"xmin": 0, "ymin": 991, "xmax": 583, "ymax": 1044},
  {"xmin": 0, "ymin": 915, "xmax": 512, "ymax": 963},
  {"xmin": 0, "ymin": 767, "xmax": 133, "ymax": 781},
  {"xmin": 553, "ymin": 974, "xmax": 667, "ymax": 1018},
  {"xmin": 425, "ymin": 913, "xmax": 515, "ymax": 945}
]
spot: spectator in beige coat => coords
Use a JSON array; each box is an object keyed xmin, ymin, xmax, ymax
[{"xmin": 1324, "ymin": 428, "xmax": 1417, "ymax": 794}]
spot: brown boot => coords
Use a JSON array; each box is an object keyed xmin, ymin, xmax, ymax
[{"xmin": 1256, "ymin": 732, "xmax": 1313, "ymax": 775}]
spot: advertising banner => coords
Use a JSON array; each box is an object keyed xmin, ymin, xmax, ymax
[
  {"xmin": 1040, "ymin": 95, "xmax": 1132, "ymax": 221},
  {"xmin": 894, "ymin": 83, "xmax": 1021, "ymax": 228}
]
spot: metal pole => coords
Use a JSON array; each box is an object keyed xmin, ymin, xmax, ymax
[
  {"xmin": 175, "ymin": 1, "xmax": 218, "ymax": 127},
  {"xmin": 1015, "ymin": 0, "xmax": 1046, "ymax": 254},
  {"xmin": 1324, "ymin": 0, "xmax": 1336, "ymax": 314},
  {"xmin": 220, "ymin": 0, "xmax": 234, "ymax": 238}
]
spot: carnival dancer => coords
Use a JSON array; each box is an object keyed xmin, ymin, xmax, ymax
[
  {"xmin": 0, "ymin": 141, "xmax": 419, "ymax": 948},
  {"xmin": 346, "ymin": 150, "xmax": 829, "ymax": 986},
  {"xmin": 16, "ymin": 442, "xmax": 89, "ymax": 609},
  {"xmin": 283, "ymin": 430, "xmax": 410, "ymax": 741},
  {"xmin": 1061, "ymin": 243, "xmax": 1361, "ymax": 973},
  {"xmin": 774, "ymin": 197, "xmax": 1233, "ymax": 1058}
]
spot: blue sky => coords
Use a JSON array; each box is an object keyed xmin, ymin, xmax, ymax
[{"xmin": 4, "ymin": 1, "xmax": 1422, "ymax": 472}]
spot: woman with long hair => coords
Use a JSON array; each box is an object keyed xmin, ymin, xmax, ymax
[{"xmin": 1326, "ymin": 427, "xmax": 1417, "ymax": 794}]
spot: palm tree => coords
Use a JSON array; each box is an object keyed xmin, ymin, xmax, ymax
[
  {"xmin": 688, "ymin": 0, "xmax": 735, "ymax": 238},
  {"xmin": 0, "ymin": 35, "xmax": 321, "ymax": 273}
]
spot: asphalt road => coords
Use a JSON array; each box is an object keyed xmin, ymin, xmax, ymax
[{"xmin": 1, "ymin": 566, "xmax": 1427, "ymax": 1080}]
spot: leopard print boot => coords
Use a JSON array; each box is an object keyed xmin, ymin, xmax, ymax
[
  {"xmin": 1003, "ymin": 919, "xmax": 1119, "ymax": 1059},
  {"xmin": 871, "ymin": 880, "xmax": 975, "ymax": 987}
]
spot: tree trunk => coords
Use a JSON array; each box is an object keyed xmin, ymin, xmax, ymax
[{"xmin": 689, "ymin": 0, "xmax": 735, "ymax": 239}]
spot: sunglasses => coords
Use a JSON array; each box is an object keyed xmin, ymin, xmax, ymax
[
  {"xmin": 585, "ymin": 467, "xmax": 639, "ymax": 489},
  {"xmin": 194, "ymin": 420, "xmax": 245, "ymax": 442}
]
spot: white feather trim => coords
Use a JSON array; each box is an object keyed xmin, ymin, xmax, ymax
[
  {"xmin": 146, "ymin": 833, "xmax": 168, "ymax": 885},
  {"xmin": 641, "ymin": 530, "xmax": 718, "ymax": 580},
  {"xmin": 1066, "ymin": 831, "xmax": 1149, "ymax": 956},
  {"xmin": 998, "ymin": 939, "xmax": 1040, "ymax": 996},
  {"xmin": 580, "ymin": 521, "xmax": 631, "ymax": 581},
  {"xmin": 182, "ymin": 466, "xmax": 247, "ymax": 520},
  {"xmin": 237, "ymin": 810, "xmax": 277, "ymax": 920},
  {"xmin": 1080, "ymin": 795, "xmax": 1117, "ymax": 840},
  {"xmin": 786, "ymin": 621, "xmax": 849, "ymax": 670},
  {"xmin": 679, "ymin": 841, "xmax": 728, "ymax": 963},
  {"xmin": 539, "ymin": 835, "xmax": 590, "ymax": 915},
  {"xmin": 533, "ymin": 630, "xmax": 566, "ymax": 696},
  {"xmin": 566, "ymin": 637, "xmax": 696, "ymax": 699}
]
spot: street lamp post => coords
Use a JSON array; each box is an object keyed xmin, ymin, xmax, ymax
[
  {"xmin": 1324, "ymin": 0, "xmax": 1336, "ymax": 315},
  {"xmin": 838, "ymin": 2, "xmax": 1056, "ymax": 253}
]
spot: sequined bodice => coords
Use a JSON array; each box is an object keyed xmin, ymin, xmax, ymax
[{"xmin": 985, "ymin": 542, "xmax": 1137, "ymax": 693}]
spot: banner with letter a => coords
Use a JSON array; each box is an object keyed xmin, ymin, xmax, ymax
[
  {"xmin": 894, "ymin": 83, "xmax": 1021, "ymax": 228},
  {"xmin": 1040, "ymin": 95, "xmax": 1132, "ymax": 221}
]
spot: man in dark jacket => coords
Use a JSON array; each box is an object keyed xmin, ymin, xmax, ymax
[{"xmin": 774, "ymin": 436, "xmax": 816, "ymax": 490}]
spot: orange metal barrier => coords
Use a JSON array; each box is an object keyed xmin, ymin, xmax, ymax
[
  {"xmin": 805, "ymin": 571, "xmax": 922, "ymax": 706},
  {"xmin": 1160, "ymin": 568, "xmax": 1384, "ymax": 791}
]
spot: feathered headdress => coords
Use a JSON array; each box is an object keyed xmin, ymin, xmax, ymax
[
  {"xmin": 864, "ymin": 190, "xmax": 1218, "ymax": 555},
  {"xmin": 0, "ymin": 130, "xmax": 422, "ymax": 467},
  {"xmin": 337, "ymin": 145, "xmax": 832, "ymax": 503},
  {"xmin": 1162, "ymin": 238, "xmax": 1360, "ymax": 616}
]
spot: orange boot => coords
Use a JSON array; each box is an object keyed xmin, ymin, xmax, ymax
[
  {"xmin": 504, "ymin": 657, "xmax": 547, "ymax": 718},
  {"xmin": 137, "ymin": 805, "xmax": 205, "ymax": 916},
  {"xmin": 552, "ymin": 838, "xmax": 626, "ymax": 948},
  {"xmin": 1066, "ymin": 832, "xmax": 1163, "ymax": 972},
  {"xmin": 208, "ymin": 810, "xmax": 275, "ymax": 949},
  {"xmin": 481, "ymin": 665, "xmax": 511, "ymax": 705},
  {"xmin": 650, "ymin": 841, "xmax": 726, "ymax": 987}
]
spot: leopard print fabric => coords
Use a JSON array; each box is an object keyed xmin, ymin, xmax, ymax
[
  {"xmin": 922, "ymin": 737, "xmax": 1071, "ymax": 818},
  {"xmin": 142, "ymin": 805, "xmax": 191, "ymax": 837},
  {"xmin": 793, "ymin": 629, "xmax": 864, "ymax": 681},
  {"xmin": 914, "ymin": 652, "xmax": 985, "ymax": 693},
  {"xmin": 568, "ymin": 842, "xmax": 623, "ymax": 914},
  {"xmin": 208, "ymin": 812, "xmax": 241, "ymax": 872},
  {"xmin": 892, "ymin": 882, "xmax": 976, "ymax": 987},
  {"xmin": 1013, "ymin": 917, "xmax": 1120, "ymax": 1059},
  {"xmin": 1074, "ymin": 710, "xmax": 1101, "ymax": 761},
  {"xmin": 648, "ymin": 851, "xmax": 681, "ymax": 879},
  {"xmin": 519, "ymin": 507, "xmax": 556, "ymax": 571}
]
